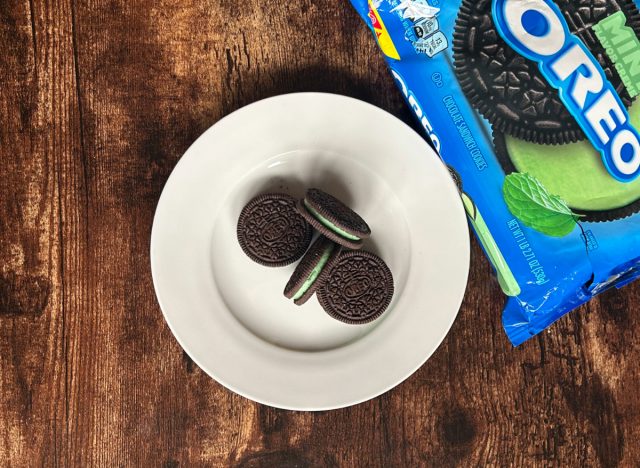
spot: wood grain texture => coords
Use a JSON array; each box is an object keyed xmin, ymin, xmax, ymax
[{"xmin": 1, "ymin": 0, "xmax": 639, "ymax": 466}]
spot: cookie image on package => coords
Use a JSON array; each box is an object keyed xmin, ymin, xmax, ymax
[
  {"xmin": 237, "ymin": 193, "xmax": 313, "ymax": 267},
  {"xmin": 453, "ymin": 0, "xmax": 640, "ymax": 145},
  {"xmin": 495, "ymin": 98, "xmax": 640, "ymax": 222},
  {"xmin": 318, "ymin": 250, "xmax": 394, "ymax": 324},
  {"xmin": 495, "ymin": 128, "xmax": 640, "ymax": 222}
]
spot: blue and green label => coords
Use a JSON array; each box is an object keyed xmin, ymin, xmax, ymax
[{"xmin": 493, "ymin": 0, "xmax": 640, "ymax": 182}]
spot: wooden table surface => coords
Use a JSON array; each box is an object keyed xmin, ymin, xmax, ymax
[{"xmin": 2, "ymin": 0, "xmax": 640, "ymax": 466}]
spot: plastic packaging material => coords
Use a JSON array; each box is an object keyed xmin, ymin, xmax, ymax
[{"xmin": 350, "ymin": 0, "xmax": 640, "ymax": 345}]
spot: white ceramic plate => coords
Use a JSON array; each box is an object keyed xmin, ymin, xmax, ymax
[{"xmin": 151, "ymin": 93, "xmax": 469, "ymax": 410}]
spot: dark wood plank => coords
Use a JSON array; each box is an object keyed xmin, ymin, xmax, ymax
[
  {"xmin": 1, "ymin": 0, "xmax": 639, "ymax": 466},
  {"xmin": 1, "ymin": 0, "xmax": 77, "ymax": 464}
]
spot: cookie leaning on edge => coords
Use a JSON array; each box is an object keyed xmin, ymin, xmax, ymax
[
  {"xmin": 237, "ymin": 193, "xmax": 313, "ymax": 267},
  {"xmin": 283, "ymin": 236, "xmax": 342, "ymax": 305},
  {"xmin": 297, "ymin": 188, "xmax": 371, "ymax": 250},
  {"xmin": 318, "ymin": 250, "xmax": 394, "ymax": 324}
]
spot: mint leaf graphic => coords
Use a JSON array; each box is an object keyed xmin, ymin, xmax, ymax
[{"xmin": 503, "ymin": 173, "xmax": 580, "ymax": 237}]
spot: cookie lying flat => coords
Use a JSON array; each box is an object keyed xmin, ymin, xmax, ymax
[
  {"xmin": 297, "ymin": 188, "xmax": 371, "ymax": 249},
  {"xmin": 237, "ymin": 193, "xmax": 312, "ymax": 267},
  {"xmin": 283, "ymin": 236, "xmax": 341, "ymax": 305},
  {"xmin": 318, "ymin": 250, "xmax": 393, "ymax": 324}
]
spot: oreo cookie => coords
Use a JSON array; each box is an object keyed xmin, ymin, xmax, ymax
[
  {"xmin": 453, "ymin": 0, "xmax": 640, "ymax": 145},
  {"xmin": 318, "ymin": 251, "xmax": 394, "ymax": 324},
  {"xmin": 297, "ymin": 188, "xmax": 371, "ymax": 249},
  {"xmin": 237, "ymin": 193, "xmax": 312, "ymax": 267},
  {"xmin": 283, "ymin": 236, "xmax": 342, "ymax": 305}
]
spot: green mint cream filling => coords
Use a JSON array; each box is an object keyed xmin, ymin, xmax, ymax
[
  {"xmin": 304, "ymin": 200, "xmax": 361, "ymax": 241},
  {"xmin": 292, "ymin": 244, "xmax": 334, "ymax": 300}
]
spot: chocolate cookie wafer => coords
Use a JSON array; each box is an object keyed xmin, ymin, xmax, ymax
[
  {"xmin": 318, "ymin": 250, "xmax": 393, "ymax": 324},
  {"xmin": 283, "ymin": 236, "xmax": 342, "ymax": 305},
  {"xmin": 237, "ymin": 193, "xmax": 313, "ymax": 267},
  {"xmin": 297, "ymin": 188, "xmax": 371, "ymax": 250}
]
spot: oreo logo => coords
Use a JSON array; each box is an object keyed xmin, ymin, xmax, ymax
[
  {"xmin": 343, "ymin": 276, "xmax": 371, "ymax": 299},
  {"xmin": 262, "ymin": 216, "xmax": 289, "ymax": 242},
  {"xmin": 391, "ymin": 68, "xmax": 442, "ymax": 152},
  {"xmin": 493, "ymin": 0, "xmax": 640, "ymax": 182}
]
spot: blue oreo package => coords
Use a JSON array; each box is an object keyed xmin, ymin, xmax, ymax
[{"xmin": 350, "ymin": 0, "xmax": 640, "ymax": 345}]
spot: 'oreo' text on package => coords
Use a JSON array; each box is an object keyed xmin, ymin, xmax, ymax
[{"xmin": 350, "ymin": 0, "xmax": 640, "ymax": 345}]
